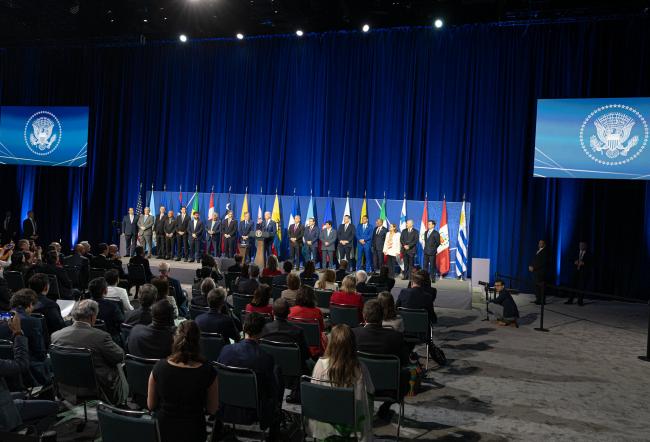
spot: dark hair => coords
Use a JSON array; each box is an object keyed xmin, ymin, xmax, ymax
[
  {"xmin": 411, "ymin": 270, "xmax": 426, "ymax": 287},
  {"xmin": 494, "ymin": 279, "xmax": 505, "ymax": 286},
  {"xmin": 282, "ymin": 260, "xmax": 293, "ymax": 273},
  {"xmin": 88, "ymin": 277, "xmax": 108, "ymax": 300},
  {"xmin": 251, "ymin": 284, "xmax": 271, "ymax": 307},
  {"xmin": 44, "ymin": 250, "xmax": 58, "ymax": 265},
  {"xmin": 10, "ymin": 288, "xmax": 37, "ymax": 309},
  {"xmin": 249, "ymin": 264, "xmax": 260, "ymax": 278},
  {"xmin": 207, "ymin": 287, "xmax": 226, "ymax": 310},
  {"xmin": 287, "ymin": 273, "xmax": 301, "ymax": 290},
  {"xmin": 201, "ymin": 254, "xmax": 216, "ymax": 268},
  {"xmin": 377, "ymin": 291, "xmax": 397, "ymax": 320},
  {"xmin": 243, "ymin": 312, "xmax": 266, "ymax": 337},
  {"xmin": 379, "ymin": 265, "xmax": 390, "ymax": 279},
  {"xmin": 302, "ymin": 260, "xmax": 316, "ymax": 277},
  {"xmin": 151, "ymin": 277, "xmax": 169, "ymax": 300},
  {"xmin": 234, "ymin": 254, "xmax": 243, "ymax": 264},
  {"xmin": 28, "ymin": 273, "xmax": 49, "ymax": 294},
  {"xmin": 325, "ymin": 220, "xmax": 332, "ymax": 227},
  {"xmin": 339, "ymin": 260, "xmax": 348, "ymax": 270},
  {"xmin": 8, "ymin": 251, "xmax": 25, "ymax": 269},
  {"xmin": 362, "ymin": 299, "xmax": 384, "ymax": 324},
  {"xmin": 272, "ymin": 298, "xmax": 290, "ymax": 319},
  {"xmin": 104, "ymin": 269, "xmax": 119, "ymax": 285},
  {"xmin": 152, "ymin": 300, "xmax": 174, "ymax": 326},
  {"xmin": 97, "ymin": 243, "xmax": 108, "ymax": 254},
  {"xmin": 427, "ymin": 219, "xmax": 436, "ymax": 226},
  {"xmin": 295, "ymin": 285, "xmax": 316, "ymax": 308},
  {"xmin": 169, "ymin": 320, "xmax": 205, "ymax": 364},
  {"xmin": 240, "ymin": 263, "xmax": 249, "ymax": 278},
  {"xmin": 266, "ymin": 255, "xmax": 278, "ymax": 272},
  {"xmin": 135, "ymin": 246, "xmax": 145, "ymax": 256}
]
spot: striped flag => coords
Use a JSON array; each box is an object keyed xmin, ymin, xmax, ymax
[
  {"xmin": 271, "ymin": 193, "xmax": 282, "ymax": 256},
  {"xmin": 342, "ymin": 195, "xmax": 351, "ymax": 224},
  {"xmin": 149, "ymin": 187, "xmax": 156, "ymax": 247},
  {"xmin": 436, "ymin": 198, "xmax": 450, "ymax": 275},
  {"xmin": 398, "ymin": 197, "xmax": 407, "ymax": 270},
  {"xmin": 191, "ymin": 190, "xmax": 199, "ymax": 215},
  {"xmin": 208, "ymin": 191, "xmax": 215, "ymax": 219},
  {"xmin": 178, "ymin": 187, "xmax": 183, "ymax": 212},
  {"xmin": 135, "ymin": 183, "xmax": 144, "ymax": 216},
  {"xmin": 323, "ymin": 197, "xmax": 333, "ymax": 229},
  {"xmin": 359, "ymin": 192, "xmax": 367, "ymax": 223},
  {"xmin": 455, "ymin": 200, "xmax": 468, "ymax": 277},
  {"xmin": 419, "ymin": 196, "xmax": 428, "ymax": 248},
  {"xmin": 288, "ymin": 195, "xmax": 300, "ymax": 228}
]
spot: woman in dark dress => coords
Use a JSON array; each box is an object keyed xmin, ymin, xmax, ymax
[{"xmin": 147, "ymin": 320, "xmax": 218, "ymax": 442}]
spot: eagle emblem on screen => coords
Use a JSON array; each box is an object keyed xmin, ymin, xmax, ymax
[
  {"xmin": 579, "ymin": 104, "xmax": 649, "ymax": 166},
  {"xmin": 23, "ymin": 111, "xmax": 62, "ymax": 156}
]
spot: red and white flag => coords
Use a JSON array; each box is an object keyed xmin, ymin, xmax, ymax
[
  {"xmin": 436, "ymin": 198, "xmax": 450, "ymax": 275},
  {"xmin": 419, "ymin": 196, "xmax": 428, "ymax": 248},
  {"xmin": 208, "ymin": 191, "xmax": 215, "ymax": 219}
]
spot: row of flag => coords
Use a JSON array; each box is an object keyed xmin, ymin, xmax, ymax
[{"xmin": 135, "ymin": 184, "xmax": 469, "ymax": 277}]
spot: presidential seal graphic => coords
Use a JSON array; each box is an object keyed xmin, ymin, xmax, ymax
[
  {"xmin": 579, "ymin": 104, "xmax": 649, "ymax": 166},
  {"xmin": 24, "ymin": 111, "xmax": 62, "ymax": 156}
]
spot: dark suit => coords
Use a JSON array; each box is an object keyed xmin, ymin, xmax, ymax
[
  {"xmin": 124, "ymin": 306, "xmax": 152, "ymax": 326},
  {"xmin": 237, "ymin": 278, "xmax": 259, "ymax": 295},
  {"xmin": 303, "ymin": 225, "xmax": 319, "ymax": 263},
  {"xmin": 396, "ymin": 286, "xmax": 435, "ymax": 327},
  {"xmin": 1, "ymin": 215, "xmax": 17, "ymax": 244},
  {"xmin": 0, "ymin": 308, "xmax": 49, "ymax": 385},
  {"xmin": 90, "ymin": 254, "xmax": 111, "ymax": 270},
  {"xmin": 422, "ymin": 229, "xmax": 441, "ymax": 278},
  {"xmin": 22, "ymin": 217, "xmax": 37, "ymax": 240},
  {"xmin": 288, "ymin": 223, "xmax": 304, "ymax": 268},
  {"xmin": 319, "ymin": 228, "xmax": 337, "ymax": 268},
  {"xmin": 126, "ymin": 324, "xmax": 174, "ymax": 359},
  {"xmin": 129, "ymin": 255, "xmax": 153, "ymax": 282},
  {"xmin": 367, "ymin": 275, "xmax": 395, "ymax": 291},
  {"xmin": 356, "ymin": 282, "xmax": 377, "ymax": 294},
  {"xmin": 271, "ymin": 273, "xmax": 289, "ymax": 288},
  {"xmin": 238, "ymin": 220, "xmax": 254, "ymax": 262},
  {"xmin": 337, "ymin": 223, "xmax": 356, "ymax": 264},
  {"xmin": 335, "ymin": 268, "xmax": 348, "ymax": 283},
  {"xmin": 221, "ymin": 218, "xmax": 238, "ymax": 258},
  {"xmin": 0, "ymin": 277, "xmax": 10, "ymax": 311},
  {"xmin": 400, "ymin": 228, "xmax": 419, "ymax": 278},
  {"xmin": 154, "ymin": 213, "xmax": 167, "ymax": 257},
  {"xmin": 163, "ymin": 217, "xmax": 176, "ymax": 259},
  {"xmin": 205, "ymin": 218, "xmax": 221, "ymax": 257},
  {"xmin": 262, "ymin": 219, "xmax": 276, "ymax": 259},
  {"xmin": 175, "ymin": 213, "xmax": 190, "ymax": 259},
  {"xmin": 97, "ymin": 297, "xmax": 125, "ymax": 338},
  {"xmin": 491, "ymin": 290, "xmax": 519, "ymax": 319},
  {"xmin": 568, "ymin": 249, "xmax": 590, "ymax": 305},
  {"xmin": 261, "ymin": 319, "xmax": 310, "ymax": 367},
  {"xmin": 121, "ymin": 214, "xmax": 138, "ymax": 256},
  {"xmin": 530, "ymin": 247, "xmax": 549, "ymax": 303},
  {"xmin": 195, "ymin": 310, "xmax": 240, "ymax": 343},
  {"xmin": 63, "ymin": 253, "xmax": 89, "ymax": 290},
  {"xmin": 372, "ymin": 227, "xmax": 388, "ymax": 272},
  {"xmin": 188, "ymin": 218, "xmax": 204, "ymax": 261},
  {"xmin": 34, "ymin": 262, "xmax": 74, "ymax": 300}
]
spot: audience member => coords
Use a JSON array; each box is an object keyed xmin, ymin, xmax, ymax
[
  {"xmin": 107, "ymin": 244, "xmax": 127, "ymax": 279},
  {"xmin": 191, "ymin": 277, "xmax": 215, "ymax": 308},
  {"xmin": 281, "ymin": 273, "xmax": 301, "ymax": 306},
  {"xmin": 28, "ymin": 273, "xmax": 65, "ymax": 335},
  {"xmin": 88, "ymin": 277, "xmax": 124, "ymax": 338},
  {"xmin": 129, "ymin": 246, "xmax": 153, "ymax": 282},
  {"xmin": 0, "ymin": 275, "xmax": 10, "ymax": 311},
  {"xmin": 237, "ymin": 263, "xmax": 260, "ymax": 295},
  {"xmin": 80, "ymin": 241, "xmax": 94, "ymax": 259},
  {"xmin": 245, "ymin": 284, "xmax": 273, "ymax": 316},
  {"xmin": 105, "ymin": 269, "xmax": 133, "ymax": 311},
  {"xmin": 65, "ymin": 244, "xmax": 90, "ymax": 288},
  {"xmin": 90, "ymin": 243, "xmax": 111, "ymax": 269},
  {"xmin": 335, "ymin": 259, "xmax": 349, "ymax": 282},
  {"xmin": 299, "ymin": 260, "xmax": 318, "ymax": 287},
  {"xmin": 33, "ymin": 250, "xmax": 75, "ymax": 299},
  {"xmin": 378, "ymin": 291, "xmax": 403, "ymax": 332},
  {"xmin": 195, "ymin": 254, "xmax": 223, "ymax": 282},
  {"xmin": 355, "ymin": 270, "xmax": 377, "ymax": 294},
  {"xmin": 271, "ymin": 260, "xmax": 293, "ymax": 287},
  {"xmin": 262, "ymin": 255, "xmax": 281, "ymax": 277},
  {"xmin": 315, "ymin": 269, "xmax": 338, "ymax": 291},
  {"xmin": 330, "ymin": 275, "xmax": 364, "ymax": 322},
  {"xmin": 124, "ymin": 284, "xmax": 157, "ymax": 326},
  {"xmin": 227, "ymin": 254, "xmax": 244, "ymax": 273},
  {"xmin": 368, "ymin": 265, "xmax": 396, "ymax": 291},
  {"xmin": 151, "ymin": 277, "xmax": 179, "ymax": 319},
  {"xmin": 127, "ymin": 300, "xmax": 175, "ymax": 359},
  {"xmin": 7, "ymin": 251, "xmax": 31, "ymax": 278},
  {"xmin": 396, "ymin": 270, "xmax": 436, "ymax": 325},
  {"xmin": 288, "ymin": 286, "xmax": 327, "ymax": 357},
  {"xmin": 157, "ymin": 262, "xmax": 186, "ymax": 315},
  {"xmin": 195, "ymin": 287, "xmax": 240, "ymax": 343},
  {"xmin": 261, "ymin": 299, "xmax": 310, "ymax": 365}
]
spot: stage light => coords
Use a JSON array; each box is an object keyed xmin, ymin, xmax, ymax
[
  {"xmin": 296, "ymin": 29, "xmax": 304, "ymax": 37},
  {"xmin": 179, "ymin": 34, "xmax": 188, "ymax": 42},
  {"xmin": 143, "ymin": 18, "xmax": 148, "ymax": 23},
  {"xmin": 434, "ymin": 18, "xmax": 444, "ymax": 29},
  {"xmin": 236, "ymin": 33, "xmax": 244, "ymax": 40},
  {"xmin": 362, "ymin": 24, "xmax": 370, "ymax": 33}
]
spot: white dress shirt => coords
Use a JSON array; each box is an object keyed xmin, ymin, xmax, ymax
[{"xmin": 106, "ymin": 285, "xmax": 134, "ymax": 311}]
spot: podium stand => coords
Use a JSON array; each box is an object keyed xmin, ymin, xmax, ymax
[{"xmin": 254, "ymin": 231, "xmax": 266, "ymax": 268}]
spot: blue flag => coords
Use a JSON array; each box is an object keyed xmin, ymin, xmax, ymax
[
  {"xmin": 322, "ymin": 197, "xmax": 333, "ymax": 229},
  {"xmin": 305, "ymin": 196, "xmax": 315, "ymax": 225}
]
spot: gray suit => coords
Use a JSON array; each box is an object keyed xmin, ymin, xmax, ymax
[
  {"xmin": 137, "ymin": 214, "xmax": 154, "ymax": 256},
  {"xmin": 319, "ymin": 228, "xmax": 337, "ymax": 268},
  {"xmin": 51, "ymin": 322, "xmax": 128, "ymax": 405}
]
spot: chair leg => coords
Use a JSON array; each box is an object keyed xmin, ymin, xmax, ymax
[
  {"xmin": 396, "ymin": 400, "xmax": 404, "ymax": 441},
  {"xmin": 425, "ymin": 343, "xmax": 429, "ymax": 371}
]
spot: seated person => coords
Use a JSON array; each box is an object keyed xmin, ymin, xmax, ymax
[
  {"xmin": 28, "ymin": 273, "xmax": 65, "ymax": 335},
  {"xmin": 299, "ymin": 261, "xmax": 318, "ymax": 287},
  {"xmin": 227, "ymin": 254, "xmax": 244, "ymax": 274},
  {"xmin": 191, "ymin": 277, "xmax": 215, "ymax": 308},
  {"xmin": 335, "ymin": 259, "xmax": 349, "ymax": 283},
  {"xmin": 315, "ymin": 269, "xmax": 338, "ymax": 291},
  {"xmin": 0, "ymin": 312, "xmax": 59, "ymax": 433},
  {"xmin": 90, "ymin": 243, "xmax": 111, "ymax": 269},
  {"xmin": 34, "ymin": 250, "xmax": 76, "ymax": 300},
  {"xmin": 330, "ymin": 275, "xmax": 364, "ymax": 322},
  {"xmin": 271, "ymin": 261, "xmax": 293, "ymax": 287},
  {"xmin": 368, "ymin": 265, "xmax": 396, "ymax": 291},
  {"xmin": 217, "ymin": 313, "xmax": 282, "ymax": 438},
  {"xmin": 355, "ymin": 270, "xmax": 377, "ymax": 294},
  {"xmin": 105, "ymin": 269, "xmax": 134, "ymax": 312},
  {"xmin": 51, "ymin": 299, "xmax": 127, "ymax": 405},
  {"xmin": 262, "ymin": 255, "xmax": 282, "ymax": 277},
  {"xmin": 262, "ymin": 299, "xmax": 310, "ymax": 364},
  {"xmin": 396, "ymin": 270, "xmax": 435, "ymax": 325},
  {"xmin": 157, "ymin": 262, "xmax": 187, "ymax": 316},
  {"xmin": 288, "ymin": 286, "xmax": 327, "ymax": 357},
  {"xmin": 378, "ymin": 291, "xmax": 403, "ymax": 332},
  {"xmin": 107, "ymin": 244, "xmax": 127, "ymax": 279},
  {"xmin": 124, "ymin": 283, "xmax": 156, "ymax": 326},
  {"xmin": 245, "ymin": 284, "xmax": 273, "ymax": 317},
  {"xmin": 195, "ymin": 288, "xmax": 240, "ymax": 343},
  {"xmin": 129, "ymin": 246, "xmax": 153, "ymax": 282},
  {"xmin": 237, "ymin": 263, "xmax": 260, "ymax": 295},
  {"xmin": 352, "ymin": 299, "xmax": 410, "ymax": 422},
  {"xmin": 281, "ymin": 273, "xmax": 301, "ymax": 307},
  {"xmin": 127, "ymin": 300, "xmax": 175, "ymax": 359},
  {"xmin": 195, "ymin": 254, "xmax": 223, "ymax": 282},
  {"xmin": 489, "ymin": 279, "xmax": 520, "ymax": 326},
  {"xmin": 88, "ymin": 277, "xmax": 125, "ymax": 339},
  {"xmin": 151, "ymin": 277, "xmax": 179, "ymax": 319}
]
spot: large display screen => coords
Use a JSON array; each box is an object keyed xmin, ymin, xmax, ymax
[
  {"xmin": 534, "ymin": 98, "xmax": 650, "ymax": 179},
  {"xmin": 0, "ymin": 106, "xmax": 88, "ymax": 167}
]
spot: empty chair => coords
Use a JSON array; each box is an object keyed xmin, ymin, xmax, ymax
[
  {"xmin": 124, "ymin": 354, "xmax": 158, "ymax": 409},
  {"xmin": 259, "ymin": 339, "xmax": 302, "ymax": 395},
  {"xmin": 4, "ymin": 271, "xmax": 25, "ymax": 292},
  {"xmin": 287, "ymin": 317, "xmax": 321, "ymax": 349},
  {"xmin": 398, "ymin": 307, "xmax": 432, "ymax": 370},
  {"xmin": 329, "ymin": 304, "xmax": 360, "ymax": 328},
  {"xmin": 360, "ymin": 292, "xmax": 378, "ymax": 304},
  {"xmin": 199, "ymin": 332, "xmax": 226, "ymax": 362},
  {"xmin": 314, "ymin": 289, "xmax": 333, "ymax": 309},
  {"xmin": 231, "ymin": 293, "xmax": 253, "ymax": 319},
  {"xmin": 97, "ymin": 401, "xmax": 160, "ymax": 442}
]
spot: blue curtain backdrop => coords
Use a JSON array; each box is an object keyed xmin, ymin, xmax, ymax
[{"xmin": 1, "ymin": 18, "xmax": 650, "ymax": 297}]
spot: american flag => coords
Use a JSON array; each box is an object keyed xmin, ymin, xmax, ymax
[{"xmin": 135, "ymin": 183, "xmax": 143, "ymax": 216}]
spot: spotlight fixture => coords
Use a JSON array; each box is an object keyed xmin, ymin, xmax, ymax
[
  {"xmin": 296, "ymin": 29, "xmax": 304, "ymax": 37},
  {"xmin": 362, "ymin": 24, "xmax": 370, "ymax": 33},
  {"xmin": 236, "ymin": 33, "xmax": 244, "ymax": 40},
  {"xmin": 143, "ymin": 18, "xmax": 148, "ymax": 23},
  {"xmin": 434, "ymin": 18, "xmax": 444, "ymax": 29},
  {"xmin": 179, "ymin": 34, "xmax": 188, "ymax": 42}
]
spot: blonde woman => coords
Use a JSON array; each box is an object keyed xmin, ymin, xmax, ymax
[{"xmin": 382, "ymin": 223, "xmax": 401, "ymax": 277}]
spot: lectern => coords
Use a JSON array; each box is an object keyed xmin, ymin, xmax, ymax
[{"xmin": 254, "ymin": 229, "xmax": 267, "ymax": 268}]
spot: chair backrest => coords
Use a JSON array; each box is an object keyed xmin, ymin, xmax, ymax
[
  {"xmin": 314, "ymin": 289, "xmax": 333, "ymax": 309},
  {"xmin": 127, "ymin": 264, "xmax": 147, "ymax": 284},
  {"xmin": 398, "ymin": 307, "xmax": 430, "ymax": 337},
  {"xmin": 49, "ymin": 344, "xmax": 98, "ymax": 391},
  {"xmin": 4, "ymin": 271, "xmax": 24, "ymax": 292},
  {"xmin": 213, "ymin": 362, "xmax": 259, "ymax": 416},
  {"xmin": 287, "ymin": 317, "xmax": 321, "ymax": 348},
  {"xmin": 189, "ymin": 305, "xmax": 210, "ymax": 320},
  {"xmin": 224, "ymin": 272, "xmax": 238, "ymax": 292},
  {"xmin": 120, "ymin": 323, "xmax": 134, "ymax": 346},
  {"xmin": 357, "ymin": 352, "xmax": 401, "ymax": 398},
  {"xmin": 329, "ymin": 304, "xmax": 360, "ymax": 328},
  {"xmin": 106, "ymin": 297, "xmax": 125, "ymax": 313},
  {"xmin": 89, "ymin": 268, "xmax": 105, "ymax": 282},
  {"xmin": 124, "ymin": 354, "xmax": 159, "ymax": 408},
  {"xmin": 259, "ymin": 276, "xmax": 273, "ymax": 286},
  {"xmin": 368, "ymin": 283, "xmax": 387, "ymax": 293},
  {"xmin": 271, "ymin": 285, "xmax": 286, "ymax": 301},
  {"xmin": 360, "ymin": 292, "xmax": 377, "ymax": 304},
  {"xmin": 64, "ymin": 265, "xmax": 80, "ymax": 288},
  {"xmin": 241, "ymin": 310, "xmax": 272, "ymax": 325},
  {"xmin": 200, "ymin": 332, "xmax": 226, "ymax": 362},
  {"xmin": 231, "ymin": 293, "xmax": 253, "ymax": 318},
  {"xmin": 47, "ymin": 274, "xmax": 60, "ymax": 298},
  {"xmin": 97, "ymin": 401, "xmax": 160, "ymax": 442},
  {"xmin": 0, "ymin": 338, "xmax": 13, "ymax": 359},
  {"xmin": 93, "ymin": 318, "xmax": 107, "ymax": 331},
  {"xmin": 259, "ymin": 339, "xmax": 302, "ymax": 378},
  {"xmin": 300, "ymin": 376, "xmax": 356, "ymax": 427}
]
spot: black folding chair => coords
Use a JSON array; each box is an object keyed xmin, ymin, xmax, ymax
[
  {"xmin": 231, "ymin": 293, "xmax": 253, "ymax": 320},
  {"xmin": 4, "ymin": 271, "xmax": 25, "ymax": 292},
  {"xmin": 360, "ymin": 291, "xmax": 378, "ymax": 303},
  {"xmin": 93, "ymin": 319, "xmax": 107, "ymax": 332},
  {"xmin": 200, "ymin": 332, "xmax": 226, "ymax": 361},
  {"xmin": 329, "ymin": 303, "xmax": 360, "ymax": 328},
  {"xmin": 124, "ymin": 354, "xmax": 158, "ymax": 409},
  {"xmin": 97, "ymin": 401, "xmax": 161, "ymax": 442},
  {"xmin": 89, "ymin": 268, "xmax": 105, "ymax": 282},
  {"xmin": 260, "ymin": 339, "xmax": 302, "ymax": 402},
  {"xmin": 398, "ymin": 307, "xmax": 432, "ymax": 370},
  {"xmin": 64, "ymin": 265, "xmax": 80, "ymax": 290},
  {"xmin": 189, "ymin": 305, "xmax": 210, "ymax": 320},
  {"xmin": 300, "ymin": 375, "xmax": 357, "ymax": 440},
  {"xmin": 288, "ymin": 317, "xmax": 322, "ymax": 349},
  {"xmin": 314, "ymin": 289, "xmax": 333, "ymax": 309}
]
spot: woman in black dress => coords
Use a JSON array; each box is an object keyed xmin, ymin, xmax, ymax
[{"xmin": 147, "ymin": 320, "xmax": 218, "ymax": 442}]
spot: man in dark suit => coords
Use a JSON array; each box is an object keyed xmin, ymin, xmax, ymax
[
  {"xmin": 288, "ymin": 215, "xmax": 304, "ymax": 269},
  {"xmin": 371, "ymin": 219, "xmax": 387, "ymax": 273},
  {"xmin": 90, "ymin": 243, "xmax": 111, "ymax": 269},
  {"xmin": 396, "ymin": 270, "xmax": 435, "ymax": 326},
  {"xmin": 262, "ymin": 212, "xmax": 277, "ymax": 259},
  {"xmin": 22, "ymin": 210, "xmax": 38, "ymax": 241},
  {"xmin": 353, "ymin": 299, "xmax": 410, "ymax": 422},
  {"xmin": 64, "ymin": 244, "xmax": 90, "ymax": 290},
  {"xmin": 163, "ymin": 210, "xmax": 176, "ymax": 260},
  {"xmin": 29, "ymin": 273, "xmax": 66, "ymax": 335},
  {"xmin": 126, "ymin": 300, "xmax": 174, "ymax": 359},
  {"xmin": 195, "ymin": 287, "xmax": 240, "ymax": 343},
  {"xmin": 154, "ymin": 205, "xmax": 167, "ymax": 258},
  {"xmin": 319, "ymin": 221, "xmax": 337, "ymax": 268},
  {"xmin": 238, "ymin": 212, "xmax": 254, "ymax": 263},
  {"xmin": 1, "ymin": 210, "xmax": 17, "ymax": 244},
  {"xmin": 528, "ymin": 239, "xmax": 549, "ymax": 305},
  {"xmin": 237, "ymin": 264, "xmax": 260, "ymax": 295},
  {"xmin": 566, "ymin": 241, "xmax": 590, "ymax": 306},
  {"xmin": 337, "ymin": 215, "xmax": 356, "ymax": 266},
  {"xmin": 124, "ymin": 284, "xmax": 156, "ymax": 325},
  {"xmin": 206, "ymin": 212, "xmax": 221, "ymax": 257},
  {"xmin": 217, "ymin": 312, "xmax": 282, "ymax": 438},
  {"xmin": 400, "ymin": 220, "xmax": 419, "ymax": 279},
  {"xmin": 35, "ymin": 250, "xmax": 76, "ymax": 300},
  {"xmin": 188, "ymin": 210, "xmax": 204, "ymax": 263},
  {"xmin": 271, "ymin": 261, "xmax": 293, "ymax": 287},
  {"xmin": 88, "ymin": 277, "xmax": 124, "ymax": 339},
  {"xmin": 221, "ymin": 211, "xmax": 237, "ymax": 258},
  {"xmin": 121, "ymin": 208, "xmax": 138, "ymax": 257},
  {"xmin": 422, "ymin": 220, "xmax": 441, "ymax": 279},
  {"xmin": 129, "ymin": 246, "xmax": 153, "ymax": 282},
  {"xmin": 303, "ymin": 217, "xmax": 319, "ymax": 264},
  {"xmin": 175, "ymin": 206, "xmax": 190, "ymax": 261}
]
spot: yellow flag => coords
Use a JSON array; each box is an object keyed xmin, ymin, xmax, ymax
[
  {"xmin": 272, "ymin": 193, "xmax": 282, "ymax": 240},
  {"xmin": 240, "ymin": 193, "xmax": 249, "ymax": 221},
  {"xmin": 359, "ymin": 196, "xmax": 367, "ymax": 223}
]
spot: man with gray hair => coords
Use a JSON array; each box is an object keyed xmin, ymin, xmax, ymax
[
  {"xmin": 355, "ymin": 270, "xmax": 377, "ymax": 294},
  {"xmin": 51, "ymin": 299, "xmax": 128, "ymax": 405},
  {"xmin": 158, "ymin": 261, "xmax": 186, "ymax": 315}
]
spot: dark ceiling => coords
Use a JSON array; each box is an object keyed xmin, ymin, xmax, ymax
[{"xmin": 0, "ymin": 0, "xmax": 648, "ymax": 45}]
